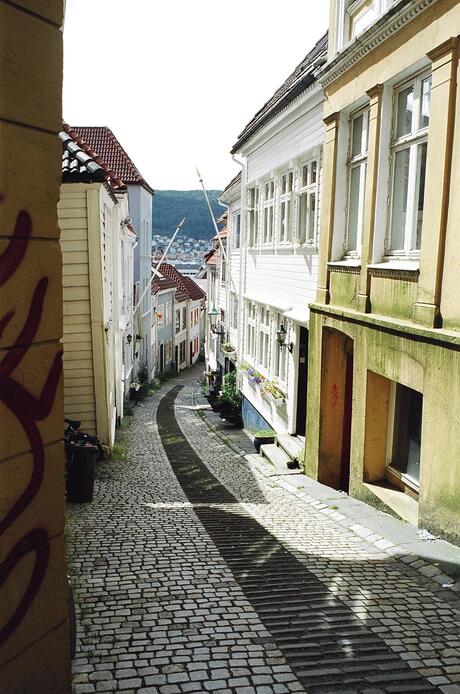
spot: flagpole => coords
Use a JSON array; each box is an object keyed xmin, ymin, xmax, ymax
[
  {"xmin": 196, "ymin": 167, "xmax": 237, "ymax": 294},
  {"xmin": 134, "ymin": 216, "xmax": 186, "ymax": 316}
]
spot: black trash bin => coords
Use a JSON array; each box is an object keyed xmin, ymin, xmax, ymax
[{"xmin": 66, "ymin": 442, "xmax": 97, "ymax": 503}]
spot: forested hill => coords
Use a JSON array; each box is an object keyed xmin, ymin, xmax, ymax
[{"xmin": 153, "ymin": 190, "xmax": 223, "ymax": 240}]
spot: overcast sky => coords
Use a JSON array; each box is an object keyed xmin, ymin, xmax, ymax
[{"xmin": 63, "ymin": 1, "xmax": 329, "ymax": 191}]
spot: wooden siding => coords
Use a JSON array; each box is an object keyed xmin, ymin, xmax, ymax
[{"xmin": 59, "ymin": 186, "xmax": 97, "ymax": 434}]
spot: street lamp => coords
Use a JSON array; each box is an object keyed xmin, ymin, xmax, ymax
[
  {"xmin": 208, "ymin": 306, "xmax": 225, "ymax": 336},
  {"xmin": 276, "ymin": 323, "xmax": 293, "ymax": 353}
]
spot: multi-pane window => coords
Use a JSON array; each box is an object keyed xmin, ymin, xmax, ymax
[
  {"xmin": 230, "ymin": 292, "xmax": 238, "ymax": 330},
  {"xmin": 175, "ymin": 309, "xmax": 180, "ymax": 334},
  {"xmin": 279, "ymin": 171, "xmax": 294, "ymax": 243},
  {"xmin": 346, "ymin": 108, "xmax": 369, "ymax": 255},
  {"xmin": 247, "ymin": 187, "xmax": 260, "ymax": 248},
  {"xmin": 274, "ymin": 313, "xmax": 288, "ymax": 383},
  {"xmin": 298, "ymin": 160, "xmax": 318, "ymax": 245},
  {"xmin": 182, "ymin": 306, "xmax": 187, "ymax": 329},
  {"xmin": 387, "ymin": 72, "xmax": 431, "ymax": 256},
  {"xmin": 341, "ymin": 0, "xmax": 396, "ymax": 48},
  {"xmin": 258, "ymin": 307, "xmax": 271, "ymax": 371},
  {"xmin": 234, "ymin": 213, "xmax": 241, "ymax": 249},
  {"xmin": 246, "ymin": 302, "xmax": 256, "ymax": 360},
  {"xmin": 262, "ymin": 180, "xmax": 275, "ymax": 244}
]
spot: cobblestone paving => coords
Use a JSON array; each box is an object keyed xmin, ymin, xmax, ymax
[{"xmin": 67, "ymin": 369, "xmax": 460, "ymax": 694}]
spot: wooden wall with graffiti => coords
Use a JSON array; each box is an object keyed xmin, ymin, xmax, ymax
[{"xmin": 0, "ymin": 1, "xmax": 71, "ymax": 691}]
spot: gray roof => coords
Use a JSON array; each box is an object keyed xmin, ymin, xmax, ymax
[
  {"xmin": 60, "ymin": 131, "xmax": 106, "ymax": 183},
  {"xmin": 231, "ymin": 32, "xmax": 328, "ymax": 154}
]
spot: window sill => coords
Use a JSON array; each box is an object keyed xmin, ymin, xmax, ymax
[
  {"xmin": 328, "ymin": 259, "xmax": 361, "ymax": 268},
  {"xmin": 368, "ymin": 260, "xmax": 419, "ymax": 272}
]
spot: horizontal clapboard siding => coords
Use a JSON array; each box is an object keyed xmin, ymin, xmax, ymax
[{"xmin": 58, "ymin": 186, "xmax": 96, "ymax": 434}]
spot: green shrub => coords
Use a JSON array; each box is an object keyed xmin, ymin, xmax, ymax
[{"xmin": 254, "ymin": 429, "xmax": 276, "ymax": 438}]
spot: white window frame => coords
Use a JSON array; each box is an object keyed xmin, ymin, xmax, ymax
[
  {"xmin": 258, "ymin": 306, "xmax": 271, "ymax": 374},
  {"xmin": 233, "ymin": 212, "xmax": 241, "ymax": 250},
  {"xmin": 344, "ymin": 106, "xmax": 369, "ymax": 257},
  {"xmin": 262, "ymin": 179, "xmax": 275, "ymax": 246},
  {"xmin": 278, "ymin": 170, "xmax": 294, "ymax": 245},
  {"xmin": 337, "ymin": 0, "xmax": 395, "ymax": 52},
  {"xmin": 273, "ymin": 313, "xmax": 288, "ymax": 385},
  {"xmin": 247, "ymin": 186, "xmax": 260, "ymax": 249},
  {"xmin": 296, "ymin": 158, "xmax": 319, "ymax": 247},
  {"xmin": 385, "ymin": 70, "xmax": 431, "ymax": 258},
  {"xmin": 245, "ymin": 301, "xmax": 256, "ymax": 361}
]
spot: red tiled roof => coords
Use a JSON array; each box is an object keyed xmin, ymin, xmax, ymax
[
  {"xmin": 151, "ymin": 275, "xmax": 177, "ymax": 295},
  {"xmin": 206, "ymin": 250, "xmax": 218, "ymax": 267},
  {"xmin": 62, "ymin": 123, "xmax": 124, "ymax": 190},
  {"xmin": 213, "ymin": 226, "xmax": 227, "ymax": 241},
  {"xmin": 70, "ymin": 126, "xmax": 154, "ymax": 194},
  {"xmin": 156, "ymin": 263, "xmax": 205, "ymax": 301}
]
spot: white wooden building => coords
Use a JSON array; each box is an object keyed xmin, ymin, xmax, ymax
[{"xmin": 221, "ymin": 33, "xmax": 328, "ymax": 451}]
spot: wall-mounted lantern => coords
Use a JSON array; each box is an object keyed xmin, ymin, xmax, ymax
[
  {"xmin": 208, "ymin": 306, "xmax": 225, "ymax": 336},
  {"xmin": 276, "ymin": 323, "xmax": 293, "ymax": 353}
]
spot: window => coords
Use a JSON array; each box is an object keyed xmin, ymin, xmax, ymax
[
  {"xmin": 262, "ymin": 180, "xmax": 275, "ymax": 244},
  {"xmin": 387, "ymin": 73, "xmax": 431, "ymax": 256},
  {"xmin": 298, "ymin": 160, "xmax": 319, "ymax": 245},
  {"xmin": 234, "ymin": 213, "xmax": 241, "ymax": 249},
  {"xmin": 340, "ymin": 0, "xmax": 395, "ymax": 49},
  {"xmin": 182, "ymin": 306, "xmax": 187, "ymax": 329},
  {"xmin": 345, "ymin": 108, "xmax": 368, "ymax": 255},
  {"xmin": 274, "ymin": 313, "xmax": 288, "ymax": 383},
  {"xmin": 175, "ymin": 309, "xmax": 180, "ymax": 334},
  {"xmin": 258, "ymin": 307, "xmax": 271, "ymax": 371},
  {"xmin": 247, "ymin": 187, "xmax": 260, "ymax": 248},
  {"xmin": 388, "ymin": 383, "xmax": 423, "ymax": 487},
  {"xmin": 230, "ymin": 293, "xmax": 238, "ymax": 330},
  {"xmin": 246, "ymin": 302, "xmax": 256, "ymax": 360},
  {"xmin": 279, "ymin": 171, "xmax": 294, "ymax": 243}
]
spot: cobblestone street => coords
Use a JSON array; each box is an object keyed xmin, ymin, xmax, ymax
[{"xmin": 67, "ymin": 369, "xmax": 460, "ymax": 694}]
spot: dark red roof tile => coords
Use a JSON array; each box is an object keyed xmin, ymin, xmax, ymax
[{"xmin": 70, "ymin": 125, "xmax": 154, "ymax": 194}]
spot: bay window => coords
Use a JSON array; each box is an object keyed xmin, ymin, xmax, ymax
[{"xmin": 387, "ymin": 72, "xmax": 431, "ymax": 256}]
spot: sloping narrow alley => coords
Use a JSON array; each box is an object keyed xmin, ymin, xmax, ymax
[{"xmin": 67, "ymin": 369, "xmax": 460, "ymax": 694}]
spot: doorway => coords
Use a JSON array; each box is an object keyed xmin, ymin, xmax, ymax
[
  {"xmin": 318, "ymin": 329, "xmax": 354, "ymax": 492},
  {"xmin": 160, "ymin": 343, "xmax": 164, "ymax": 373},
  {"xmin": 296, "ymin": 327, "xmax": 309, "ymax": 436}
]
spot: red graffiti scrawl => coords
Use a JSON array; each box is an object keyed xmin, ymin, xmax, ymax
[{"xmin": 0, "ymin": 200, "xmax": 62, "ymax": 645}]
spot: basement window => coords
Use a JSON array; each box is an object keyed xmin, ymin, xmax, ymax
[{"xmin": 387, "ymin": 383, "xmax": 423, "ymax": 489}]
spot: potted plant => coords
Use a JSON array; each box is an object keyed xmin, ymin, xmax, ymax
[
  {"xmin": 253, "ymin": 429, "xmax": 276, "ymax": 453},
  {"xmin": 222, "ymin": 342, "xmax": 236, "ymax": 358},
  {"xmin": 262, "ymin": 380, "xmax": 286, "ymax": 405},
  {"xmin": 216, "ymin": 371, "xmax": 242, "ymax": 425}
]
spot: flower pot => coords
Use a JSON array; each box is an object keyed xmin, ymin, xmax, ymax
[{"xmin": 253, "ymin": 434, "xmax": 275, "ymax": 453}]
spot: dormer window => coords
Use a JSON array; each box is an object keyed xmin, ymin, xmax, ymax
[{"xmin": 337, "ymin": 0, "xmax": 396, "ymax": 53}]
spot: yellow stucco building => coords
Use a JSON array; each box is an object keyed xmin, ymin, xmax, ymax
[
  {"xmin": 0, "ymin": 1, "xmax": 71, "ymax": 691},
  {"xmin": 306, "ymin": 0, "xmax": 460, "ymax": 544}
]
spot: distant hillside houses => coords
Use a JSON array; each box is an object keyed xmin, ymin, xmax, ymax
[{"xmin": 153, "ymin": 189, "xmax": 223, "ymax": 240}]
